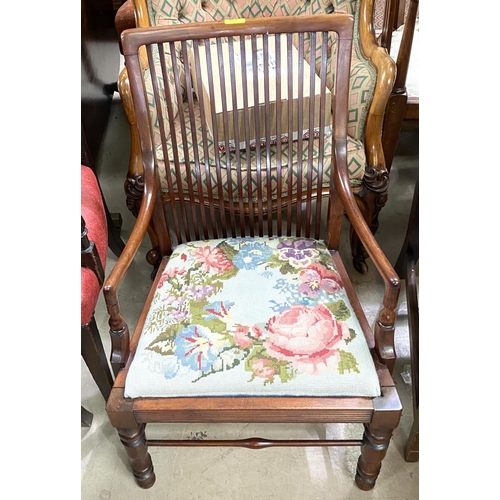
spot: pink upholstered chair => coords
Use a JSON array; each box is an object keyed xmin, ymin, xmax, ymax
[{"xmin": 81, "ymin": 164, "xmax": 114, "ymax": 426}]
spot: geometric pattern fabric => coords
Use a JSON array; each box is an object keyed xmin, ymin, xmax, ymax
[{"xmin": 144, "ymin": 0, "xmax": 376, "ymax": 188}]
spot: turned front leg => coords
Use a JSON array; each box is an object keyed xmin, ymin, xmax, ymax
[
  {"xmin": 117, "ymin": 424, "xmax": 155, "ymax": 489},
  {"xmin": 355, "ymin": 387, "xmax": 402, "ymax": 491}
]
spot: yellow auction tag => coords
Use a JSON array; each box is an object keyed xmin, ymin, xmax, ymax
[{"xmin": 224, "ymin": 18, "xmax": 246, "ymax": 24}]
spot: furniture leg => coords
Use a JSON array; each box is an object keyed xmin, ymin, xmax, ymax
[
  {"xmin": 355, "ymin": 388, "xmax": 402, "ymax": 490},
  {"xmin": 395, "ymin": 178, "xmax": 419, "ymax": 462},
  {"xmin": 117, "ymin": 424, "xmax": 156, "ymax": 489},
  {"xmin": 81, "ymin": 317, "xmax": 114, "ymax": 401},
  {"xmin": 81, "ymin": 406, "xmax": 93, "ymax": 427},
  {"xmin": 105, "ymin": 207, "xmax": 126, "ymax": 258}
]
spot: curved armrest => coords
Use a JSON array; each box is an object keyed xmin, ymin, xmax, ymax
[
  {"xmin": 103, "ymin": 175, "xmax": 158, "ymax": 317},
  {"xmin": 334, "ymin": 140, "xmax": 400, "ymax": 371},
  {"xmin": 335, "ymin": 142, "xmax": 400, "ymax": 304}
]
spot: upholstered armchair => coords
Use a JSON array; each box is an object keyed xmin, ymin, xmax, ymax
[{"xmin": 117, "ymin": 0, "xmax": 395, "ymax": 274}]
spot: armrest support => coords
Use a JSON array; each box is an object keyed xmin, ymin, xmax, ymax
[
  {"xmin": 334, "ymin": 141, "xmax": 400, "ymax": 373},
  {"xmin": 103, "ymin": 168, "xmax": 158, "ymax": 374}
]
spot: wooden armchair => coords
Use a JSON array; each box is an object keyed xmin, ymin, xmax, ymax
[
  {"xmin": 115, "ymin": 0, "xmax": 396, "ymax": 275},
  {"xmin": 104, "ymin": 15, "xmax": 402, "ymax": 491}
]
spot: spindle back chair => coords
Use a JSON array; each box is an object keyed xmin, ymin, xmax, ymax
[
  {"xmin": 115, "ymin": 0, "xmax": 398, "ymax": 275},
  {"xmin": 104, "ymin": 14, "xmax": 402, "ymax": 491}
]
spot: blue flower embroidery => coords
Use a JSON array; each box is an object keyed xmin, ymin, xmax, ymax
[
  {"xmin": 174, "ymin": 325, "xmax": 225, "ymax": 372},
  {"xmin": 203, "ymin": 301, "xmax": 235, "ymax": 321},
  {"xmin": 233, "ymin": 241, "xmax": 273, "ymax": 270}
]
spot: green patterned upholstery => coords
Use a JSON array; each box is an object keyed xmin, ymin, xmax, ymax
[{"xmin": 144, "ymin": 0, "xmax": 375, "ymax": 192}]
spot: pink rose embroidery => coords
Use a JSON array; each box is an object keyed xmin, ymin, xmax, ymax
[
  {"xmin": 192, "ymin": 246, "xmax": 233, "ymax": 273},
  {"xmin": 234, "ymin": 325, "xmax": 263, "ymax": 348},
  {"xmin": 265, "ymin": 305, "xmax": 350, "ymax": 374},
  {"xmin": 252, "ymin": 359, "xmax": 275, "ymax": 379},
  {"xmin": 157, "ymin": 267, "xmax": 186, "ymax": 288}
]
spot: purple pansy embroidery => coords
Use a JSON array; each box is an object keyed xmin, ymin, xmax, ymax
[{"xmin": 276, "ymin": 239, "xmax": 320, "ymax": 267}]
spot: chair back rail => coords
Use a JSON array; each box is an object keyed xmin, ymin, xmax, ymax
[{"xmin": 122, "ymin": 15, "xmax": 354, "ymax": 252}]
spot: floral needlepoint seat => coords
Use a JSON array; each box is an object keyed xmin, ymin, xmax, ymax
[
  {"xmin": 106, "ymin": 16, "xmax": 402, "ymax": 492},
  {"xmin": 125, "ymin": 238, "xmax": 380, "ymax": 398}
]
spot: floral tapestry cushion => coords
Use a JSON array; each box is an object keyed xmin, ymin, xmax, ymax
[{"xmin": 125, "ymin": 237, "xmax": 381, "ymax": 398}]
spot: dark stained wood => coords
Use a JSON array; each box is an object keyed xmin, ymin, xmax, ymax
[
  {"xmin": 115, "ymin": 0, "xmax": 398, "ymax": 275},
  {"xmin": 395, "ymin": 177, "xmax": 419, "ymax": 462},
  {"xmin": 104, "ymin": 16, "xmax": 402, "ymax": 491},
  {"xmin": 381, "ymin": 0, "xmax": 419, "ymax": 172},
  {"xmin": 356, "ymin": 387, "xmax": 402, "ymax": 490},
  {"xmin": 81, "ymin": 0, "xmax": 120, "ymax": 161},
  {"xmin": 81, "ymin": 317, "xmax": 113, "ymax": 401},
  {"xmin": 117, "ymin": 424, "xmax": 155, "ymax": 489},
  {"xmin": 81, "ymin": 406, "xmax": 93, "ymax": 427},
  {"xmin": 147, "ymin": 437, "xmax": 363, "ymax": 448}
]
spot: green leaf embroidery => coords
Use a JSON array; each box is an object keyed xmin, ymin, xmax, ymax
[
  {"xmin": 145, "ymin": 326, "xmax": 179, "ymax": 354},
  {"xmin": 279, "ymin": 263, "xmax": 296, "ymax": 275},
  {"xmin": 217, "ymin": 240, "xmax": 239, "ymax": 260},
  {"xmin": 338, "ymin": 350, "xmax": 360, "ymax": 374},
  {"xmin": 324, "ymin": 300, "xmax": 351, "ymax": 321},
  {"xmin": 346, "ymin": 328, "xmax": 357, "ymax": 344},
  {"xmin": 244, "ymin": 346, "xmax": 295, "ymax": 385}
]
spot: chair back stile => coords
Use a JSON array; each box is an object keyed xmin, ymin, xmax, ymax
[{"xmin": 121, "ymin": 15, "xmax": 354, "ymax": 252}]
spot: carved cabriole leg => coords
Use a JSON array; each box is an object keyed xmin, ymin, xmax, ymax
[
  {"xmin": 355, "ymin": 387, "xmax": 402, "ymax": 491},
  {"xmin": 117, "ymin": 423, "xmax": 155, "ymax": 489},
  {"xmin": 350, "ymin": 167, "xmax": 390, "ymax": 274}
]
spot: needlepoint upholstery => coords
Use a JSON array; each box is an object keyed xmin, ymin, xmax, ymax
[{"xmin": 125, "ymin": 237, "xmax": 381, "ymax": 398}]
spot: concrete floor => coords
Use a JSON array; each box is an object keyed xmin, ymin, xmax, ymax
[{"xmin": 81, "ymin": 96, "xmax": 419, "ymax": 499}]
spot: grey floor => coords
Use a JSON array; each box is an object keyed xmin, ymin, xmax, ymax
[{"xmin": 82, "ymin": 95, "xmax": 419, "ymax": 499}]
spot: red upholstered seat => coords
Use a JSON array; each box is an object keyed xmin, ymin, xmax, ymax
[{"xmin": 81, "ymin": 165, "xmax": 108, "ymax": 325}]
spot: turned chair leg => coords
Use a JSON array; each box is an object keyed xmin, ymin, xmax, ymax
[
  {"xmin": 355, "ymin": 388, "xmax": 402, "ymax": 490},
  {"xmin": 117, "ymin": 424, "xmax": 156, "ymax": 489},
  {"xmin": 355, "ymin": 425, "xmax": 394, "ymax": 490}
]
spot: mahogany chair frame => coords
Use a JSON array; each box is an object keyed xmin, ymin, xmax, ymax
[
  {"xmin": 114, "ymin": 0, "xmax": 397, "ymax": 275},
  {"xmin": 380, "ymin": 0, "xmax": 419, "ymax": 172},
  {"xmin": 105, "ymin": 15, "xmax": 402, "ymax": 491}
]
